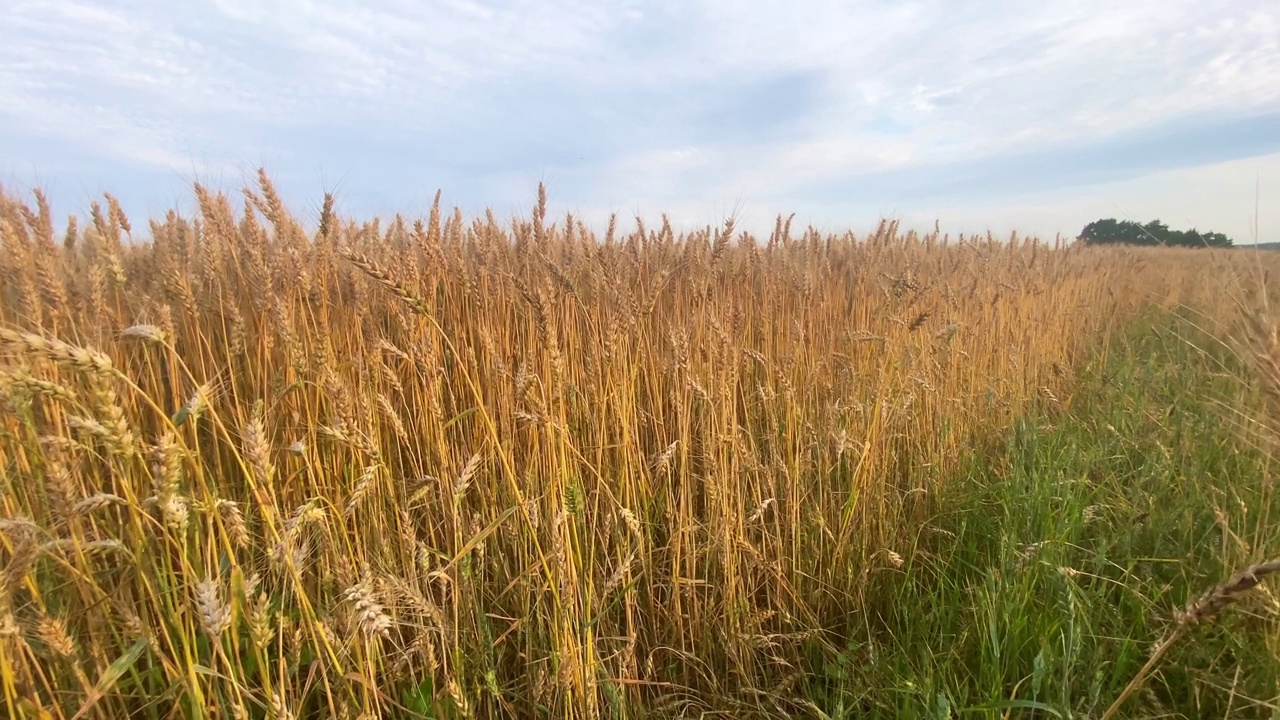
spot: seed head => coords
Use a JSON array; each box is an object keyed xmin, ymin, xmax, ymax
[
  {"xmin": 120, "ymin": 324, "xmax": 167, "ymax": 345},
  {"xmin": 193, "ymin": 576, "xmax": 232, "ymax": 638}
]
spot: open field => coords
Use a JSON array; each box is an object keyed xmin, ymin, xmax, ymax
[{"xmin": 1, "ymin": 173, "xmax": 1279, "ymax": 718}]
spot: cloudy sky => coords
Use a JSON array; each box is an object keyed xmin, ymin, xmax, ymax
[{"xmin": 2, "ymin": 0, "xmax": 1278, "ymax": 242}]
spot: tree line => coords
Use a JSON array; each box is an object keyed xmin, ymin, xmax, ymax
[{"xmin": 1077, "ymin": 218, "xmax": 1233, "ymax": 248}]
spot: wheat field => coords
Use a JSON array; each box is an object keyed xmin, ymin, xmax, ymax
[{"xmin": 0, "ymin": 172, "xmax": 1276, "ymax": 718}]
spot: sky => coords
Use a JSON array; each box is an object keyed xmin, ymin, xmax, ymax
[{"xmin": 1, "ymin": 0, "xmax": 1278, "ymax": 243}]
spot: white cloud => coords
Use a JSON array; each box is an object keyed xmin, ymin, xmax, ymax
[{"xmin": 0, "ymin": 0, "xmax": 1276, "ymax": 241}]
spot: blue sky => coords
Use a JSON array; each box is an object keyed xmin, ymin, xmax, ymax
[{"xmin": 2, "ymin": 0, "xmax": 1278, "ymax": 242}]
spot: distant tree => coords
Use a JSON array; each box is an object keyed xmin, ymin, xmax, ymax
[
  {"xmin": 1078, "ymin": 218, "xmax": 1233, "ymax": 248},
  {"xmin": 1200, "ymin": 231, "xmax": 1232, "ymax": 247}
]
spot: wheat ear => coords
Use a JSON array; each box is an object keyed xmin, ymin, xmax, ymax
[{"xmin": 1100, "ymin": 558, "xmax": 1280, "ymax": 720}]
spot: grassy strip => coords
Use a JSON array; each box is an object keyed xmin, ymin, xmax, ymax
[{"xmin": 810, "ymin": 312, "xmax": 1279, "ymax": 719}]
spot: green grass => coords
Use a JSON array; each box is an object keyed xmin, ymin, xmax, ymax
[{"xmin": 808, "ymin": 312, "xmax": 1280, "ymax": 719}]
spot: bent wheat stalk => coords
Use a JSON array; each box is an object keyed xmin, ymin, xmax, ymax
[{"xmin": 1100, "ymin": 558, "xmax": 1280, "ymax": 720}]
